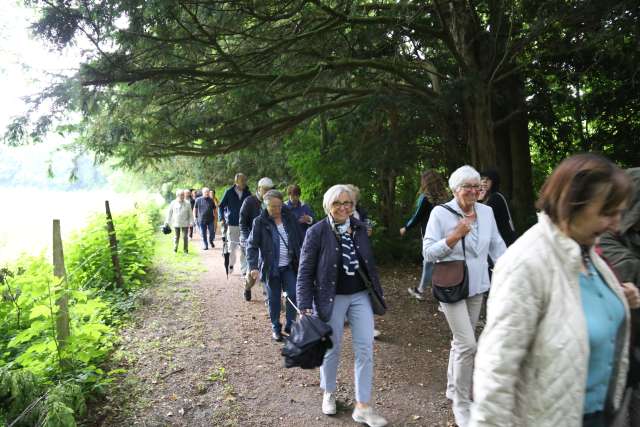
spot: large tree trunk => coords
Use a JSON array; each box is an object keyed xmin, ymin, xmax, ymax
[{"xmin": 505, "ymin": 75, "xmax": 536, "ymax": 231}]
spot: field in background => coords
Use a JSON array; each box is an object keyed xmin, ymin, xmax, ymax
[{"xmin": 0, "ymin": 187, "xmax": 163, "ymax": 264}]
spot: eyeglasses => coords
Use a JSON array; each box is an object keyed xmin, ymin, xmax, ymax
[
  {"xmin": 460, "ymin": 184, "xmax": 481, "ymax": 191},
  {"xmin": 332, "ymin": 201, "xmax": 354, "ymax": 209}
]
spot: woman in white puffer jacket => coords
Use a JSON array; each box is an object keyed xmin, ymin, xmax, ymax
[{"xmin": 471, "ymin": 154, "xmax": 637, "ymax": 427}]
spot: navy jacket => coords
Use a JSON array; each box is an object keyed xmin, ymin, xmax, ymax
[
  {"xmin": 240, "ymin": 195, "xmax": 262, "ymax": 242},
  {"xmin": 296, "ymin": 217, "xmax": 386, "ymax": 322},
  {"xmin": 218, "ymin": 185, "xmax": 251, "ymax": 226},
  {"xmin": 247, "ymin": 209, "xmax": 303, "ymax": 282}
]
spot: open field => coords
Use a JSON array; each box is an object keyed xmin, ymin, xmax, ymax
[{"xmin": 0, "ymin": 187, "xmax": 160, "ymax": 264}]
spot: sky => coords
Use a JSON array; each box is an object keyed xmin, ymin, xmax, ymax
[{"xmin": 0, "ymin": 1, "xmax": 84, "ymax": 131}]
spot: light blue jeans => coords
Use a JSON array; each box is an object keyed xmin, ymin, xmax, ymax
[
  {"xmin": 320, "ymin": 290, "xmax": 374, "ymax": 403},
  {"xmin": 417, "ymin": 259, "xmax": 434, "ymax": 293}
]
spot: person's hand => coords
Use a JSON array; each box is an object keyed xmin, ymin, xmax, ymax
[
  {"xmin": 367, "ymin": 227, "xmax": 373, "ymax": 237},
  {"xmin": 399, "ymin": 227, "xmax": 406, "ymax": 237},
  {"xmin": 250, "ymin": 270, "xmax": 259, "ymax": 280},
  {"xmin": 301, "ymin": 309, "xmax": 313, "ymax": 316},
  {"xmin": 621, "ymin": 282, "xmax": 640, "ymax": 309},
  {"xmin": 452, "ymin": 218, "xmax": 472, "ymax": 239}
]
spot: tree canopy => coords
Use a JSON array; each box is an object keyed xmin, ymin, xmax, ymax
[{"xmin": 7, "ymin": 0, "xmax": 640, "ymax": 233}]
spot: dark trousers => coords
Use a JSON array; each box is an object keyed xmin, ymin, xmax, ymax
[
  {"xmin": 174, "ymin": 227, "xmax": 189, "ymax": 252},
  {"xmin": 265, "ymin": 266, "xmax": 297, "ymax": 333},
  {"xmin": 198, "ymin": 221, "xmax": 215, "ymax": 248}
]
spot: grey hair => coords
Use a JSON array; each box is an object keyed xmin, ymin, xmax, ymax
[
  {"xmin": 448, "ymin": 165, "xmax": 481, "ymax": 191},
  {"xmin": 201, "ymin": 187, "xmax": 210, "ymax": 193},
  {"xmin": 263, "ymin": 189, "xmax": 284, "ymax": 204},
  {"xmin": 175, "ymin": 189, "xmax": 184, "ymax": 198},
  {"xmin": 322, "ymin": 184, "xmax": 354, "ymax": 215}
]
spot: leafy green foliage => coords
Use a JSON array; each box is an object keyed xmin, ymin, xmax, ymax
[{"xmin": 0, "ymin": 205, "xmax": 158, "ymax": 426}]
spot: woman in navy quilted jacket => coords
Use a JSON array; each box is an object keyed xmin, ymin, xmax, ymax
[{"xmin": 296, "ymin": 184, "xmax": 388, "ymax": 427}]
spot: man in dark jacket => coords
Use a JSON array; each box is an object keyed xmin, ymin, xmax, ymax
[
  {"xmin": 193, "ymin": 187, "xmax": 216, "ymax": 250},
  {"xmin": 240, "ymin": 177, "xmax": 274, "ymax": 301},
  {"xmin": 218, "ymin": 173, "xmax": 251, "ymax": 274},
  {"xmin": 600, "ymin": 167, "xmax": 640, "ymax": 426}
]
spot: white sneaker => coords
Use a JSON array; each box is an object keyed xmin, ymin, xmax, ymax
[
  {"xmin": 407, "ymin": 287, "xmax": 425, "ymax": 301},
  {"xmin": 322, "ymin": 391, "xmax": 336, "ymax": 415},
  {"xmin": 373, "ymin": 328, "xmax": 381, "ymax": 339},
  {"xmin": 352, "ymin": 406, "xmax": 388, "ymax": 427}
]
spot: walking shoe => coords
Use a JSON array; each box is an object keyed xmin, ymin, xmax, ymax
[
  {"xmin": 244, "ymin": 289, "xmax": 251, "ymax": 301},
  {"xmin": 352, "ymin": 406, "xmax": 388, "ymax": 426},
  {"xmin": 271, "ymin": 331, "xmax": 283, "ymax": 342},
  {"xmin": 407, "ymin": 287, "xmax": 425, "ymax": 301},
  {"xmin": 322, "ymin": 391, "xmax": 336, "ymax": 415},
  {"xmin": 373, "ymin": 328, "xmax": 381, "ymax": 339}
]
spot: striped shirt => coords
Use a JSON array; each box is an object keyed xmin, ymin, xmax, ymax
[{"xmin": 276, "ymin": 223, "xmax": 290, "ymax": 267}]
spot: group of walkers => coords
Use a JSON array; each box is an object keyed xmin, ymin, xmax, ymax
[
  {"xmin": 164, "ymin": 187, "xmax": 219, "ymax": 253},
  {"xmin": 164, "ymin": 153, "xmax": 640, "ymax": 427}
]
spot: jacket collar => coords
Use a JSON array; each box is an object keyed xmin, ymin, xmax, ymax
[{"xmin": 537, "ymin": 212, "xmax": 584, "ymax": 274}]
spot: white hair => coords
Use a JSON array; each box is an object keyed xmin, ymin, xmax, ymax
[
  {"xmin": 263, "ymin": 189, "xmax": 283, "ymax": 204},
  {"xmin": 322, "ymin": 184, "xmax": 354, "ymax": 215},
  {"xmin": 202, "ymin": 187, "xmax": 209, "ymax": 193},
  {"xmin": 175, "ymin": 189, "xmax": 184, "ymax": 198},
  {"xmin": 449, "ymin": 165, "xmax": 481, "ymax": 191}
]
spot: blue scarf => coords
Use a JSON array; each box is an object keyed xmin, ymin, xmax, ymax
[{"xmin": 330, "ymin": 216, "xmax": 359, "ymax": 276}]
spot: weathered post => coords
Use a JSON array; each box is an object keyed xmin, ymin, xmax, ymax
[
  {"xmin": 105, "ymin": 201, "xmax": 125, "ymax": 289},
  {"xmin": 52, "ymin": 219, "xmax": 70, "ymax": 351}
]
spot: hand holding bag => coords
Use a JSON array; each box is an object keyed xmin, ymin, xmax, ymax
[{"xmin": 431, "ymin": 205, "xmax": 470, "ymax": 303}]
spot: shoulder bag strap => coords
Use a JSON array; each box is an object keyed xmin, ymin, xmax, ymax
[
  {"xmin": 495, "ymin": 192, "xmax": 516, "ymax": 232},
  {"xmin": 438, "ymin": 204, "xmax": 466, "ymax": 258}
]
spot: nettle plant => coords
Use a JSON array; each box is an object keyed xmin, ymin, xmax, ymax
[{"xmin": 0, "ymin": 206, "xmax": 158, "ymax": 426}]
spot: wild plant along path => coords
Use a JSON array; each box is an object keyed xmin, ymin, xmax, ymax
[{"xmin": 92, "ymin": 234, "xmax": 455, "ymax": 426}]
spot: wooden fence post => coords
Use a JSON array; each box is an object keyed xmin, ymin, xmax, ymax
[
  {"xmin": 52, "ymin": 219, "xmax": 70, "ymax": 352},
  {"xmin": 105, "ymin": 200, "xmax": 125, "ymax": 289}
]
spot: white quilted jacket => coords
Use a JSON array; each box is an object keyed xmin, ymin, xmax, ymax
[{"xmin": 470, "ymin": 213, "xmax": 630, "ymax": 427}]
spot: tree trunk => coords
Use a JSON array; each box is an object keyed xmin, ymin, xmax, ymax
[{"xmin": 465, "ymin": 85, "xmax": 497, "ymax": 169}]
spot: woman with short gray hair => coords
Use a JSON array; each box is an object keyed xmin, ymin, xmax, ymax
[
  {"xmin": 165, "ymin": 189, "xmax": 194, "ymax": 254},
  {"xmin": 423, "ymin": 165, "xmax": 506, "ymax": 427},
  {"xmin": 297, "ymin": 184, "xmax": 388, "ymax": 426}
]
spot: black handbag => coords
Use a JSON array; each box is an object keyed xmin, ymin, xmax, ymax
[
  {"xmin": 356, "ymin": 267, "xmax": 387, "ymax": 316},
  {"xmin": 161, "ymin": 224, "xmax": 172, "ymax": 235},
  {"xmin": 431, "ymin": 205, "xmax": 470, "ymax": 304}
]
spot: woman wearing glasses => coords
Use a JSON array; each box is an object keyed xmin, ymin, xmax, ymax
[
  {"xmin": 296, "ymin": 184, "xmax": 388, "ymax": 427},
  {"xmin": 423, "ymin": 166, "xmax": 506, "ymax": 427},
  {"xmin": 247, "ymin": 190, "xmax": 304, "ymax": 342}
]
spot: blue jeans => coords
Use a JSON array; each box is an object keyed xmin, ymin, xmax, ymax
[
  {"xmin": 265, "ymin": 266, "xmax": 297, "ymax": 332},
  {"xmin": 198, "ymin": 221, "xmax": 215, "ymax": 248},
  {"xmin": 418, "ymin": 259, "xmax": 433, "ymax": 293},
  {"xmin": 320, "ymin": 290, "xmax": 374, "ymax": 404}
]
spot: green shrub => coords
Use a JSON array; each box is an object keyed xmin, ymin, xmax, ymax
[{"xmin": 0, "ymin": 205, "xmax": 157, "ymax": 426}]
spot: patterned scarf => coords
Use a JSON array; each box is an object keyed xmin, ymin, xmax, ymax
[{"xmin": 331, "ymin": 216, "xmax": 359, "ymax": 276}]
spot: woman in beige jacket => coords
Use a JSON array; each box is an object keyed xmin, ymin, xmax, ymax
[{"xmin": 471, "ymin": 154, "xmax": 636, "ymax": 427}]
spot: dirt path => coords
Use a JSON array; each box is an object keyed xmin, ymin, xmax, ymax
[{"xmin": 89, "ymin": 234, "xmax": 455, "ymax": 426}]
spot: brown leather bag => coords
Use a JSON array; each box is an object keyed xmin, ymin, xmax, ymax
[{"xmin": 431, "ymin": 205, "xmax": 470, "ymax": 303}]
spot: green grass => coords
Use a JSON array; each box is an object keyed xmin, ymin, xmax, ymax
[{"xmin": 154, "ymin": 233, "xmax": 207, "ymax": 273}]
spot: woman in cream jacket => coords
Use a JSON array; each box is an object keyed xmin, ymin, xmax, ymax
[{"xmin": 471, "ymin": 154, "xmax": 636, "ymax": 427}]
